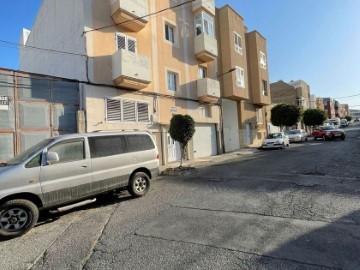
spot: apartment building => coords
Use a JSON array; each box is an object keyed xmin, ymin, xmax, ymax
[
  {"xmin": 270, "ymin": 79, "xmax": 310, "ymax": 129},
  {"xmin": 20, "ymin": 0, "xmax": 223, "ymax": 165},
  {"xmin": 316, "ymin": 97, "xmax": 325, "ymax": 110},
  {"xmin": 216, "ymin": 5, "xmax": 271, "ymax": 150},
  {"xmin": 322, "ymin": 98, "xmax": 336, "ymax": 119},
  {"xmin": 334, "ymin": 101, "xmax": 349, "ymax": 118}
]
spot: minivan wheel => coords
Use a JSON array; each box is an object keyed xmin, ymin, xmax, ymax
[
  {"xmin": 0, "ymin": 199, "xmax": 39, "ymax": 238},
  {"xmin": 128, "ymin": 172, "xmax": 150, "ymax": 197}
]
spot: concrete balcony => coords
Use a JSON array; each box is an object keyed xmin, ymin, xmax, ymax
[
  {"xmin": 194, "ymin": 33, "xmax": 218, "ymax": 62},
  {"xmin": 197, "ymin": 78, "xmax": 220, "ymax": 103},
  {"xmin": 112, "ymin": 49, "xmax": 151, "ymax": 90},
  {"xmin": 192, "ymin": 0, "xmax": 215, "ymax": 16},
  {"xmin": 111, "ymin": 0, "xmax": 148, "ymax": 32}
]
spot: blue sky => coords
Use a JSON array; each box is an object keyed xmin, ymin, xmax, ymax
[{"xmin": 0, "ymin": 0, "xmax": 359, "ymax": 108}]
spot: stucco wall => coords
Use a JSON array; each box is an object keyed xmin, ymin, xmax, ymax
[{"xmin": 19, "ymin": 0, "xmax": 87, "ymax": 81}]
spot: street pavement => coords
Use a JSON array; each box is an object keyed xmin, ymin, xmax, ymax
[{"xmin": 1, "ymin": 123, "xmax": 360, "ymax": 270}]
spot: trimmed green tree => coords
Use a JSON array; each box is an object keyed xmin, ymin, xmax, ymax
[
  {"xmin": 303, "ymin": 108, "xmax": 327, "ymax": 128},
  {"xmin": 345, "ymin": 115, "xmax": 352, "ymax": 122},
  {"xmin": 270, "ymin": 104, "xmax": 301, "ymax": 129},
  {"xmin": 169, "ymin": 114, "xmax": 195, "ymax": 167}
]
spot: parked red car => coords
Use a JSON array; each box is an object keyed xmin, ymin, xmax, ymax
[{"xmin": 312, "ymin": 126, "xmax": 345, "ymax": 140}]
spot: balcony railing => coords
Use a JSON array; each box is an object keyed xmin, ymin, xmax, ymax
[
  {"xmin": 194, "ymin": 33, "xmax": 218, "ymax": 62},
  {"xmin": 197, "ymin": 78, "xmax": 220, "ymax": 103},
  {"xmin": 112, "ymin": 49, "xmax": 151, "ymax": 90},
  {"xmin": 111, "ymin": 0, "xmax": 148, "ymax": 32},
  {"xmin": 192, "ymin": 0, "xmax": 215, "ymax": 16}
]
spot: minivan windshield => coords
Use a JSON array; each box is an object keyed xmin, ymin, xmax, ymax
[{"xmin": 5, "ymin": 138, "xmax": 54, "ymax": 166}]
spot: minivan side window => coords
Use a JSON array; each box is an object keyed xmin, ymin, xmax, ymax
[
  {"xmin": 25, "ymin": 153, "xmax": 42, "ymax": 168},
  {"xmin": 89, "ymin": 135, "xmax": 127, "ymax": 158},
  {"xmin": 48, "ymin": 140, "xmax": 85, "ymax": 164},
  {"xmin": 126, "ymin": 135, "xmax": 155, "ymax": 152}
]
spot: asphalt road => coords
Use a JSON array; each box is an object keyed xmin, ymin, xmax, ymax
[{"xmin": 1, "ymin": 123, "xmax": 360, "ymax": 270}]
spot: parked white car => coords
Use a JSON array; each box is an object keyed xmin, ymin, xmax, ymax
[
  {"xmin": 286, "ymin": 129, "xmax": 308, "ymax": 142},
  {"xmin": 262, "ymin": 132, "xmax": 290, "ymax": 149}
]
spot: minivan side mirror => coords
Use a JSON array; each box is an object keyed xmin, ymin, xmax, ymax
[{"xmin": 47, "ymin": 152, "xmax": 59, "ymax": 165}]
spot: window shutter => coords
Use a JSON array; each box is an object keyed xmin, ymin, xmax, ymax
[
  {"xmin": 128, "ymin": 38, "xmax": 136, "ymax": 53},
  {"xmin": 137, "ymin": 102, "xmax": 149, "ymax": 122},
  {"xmin": 116, "ymin": 34, "xmax": 126, "ymax": 50},
  {"xmin": 106, "ymin": 99, "xmax": 121, "ymax": 122},
  {"xmin": 123, "ymin": 100, "xmax": 136, "ymax": 122}
]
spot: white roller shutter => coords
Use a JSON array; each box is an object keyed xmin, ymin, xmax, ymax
[{"xmin": 193, "ymin": 124, "xmax": 217, "ymax": 158}]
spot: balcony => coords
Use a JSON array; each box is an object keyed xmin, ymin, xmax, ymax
[
  {"xmin": 112, "ymin": 49, "xmax": 151, "ymax": 90},
  {"xmin": 194, "ymin": 33, "xmax": 218, "ymax": 62},
  {"xmin": 192, "ymin": 0, "xmax": 215, "ymax": 16},
  {"xmin": 111, "ymin": 0, "xmax": 148, "ymax": 32},
  {"xmin": 197, "ymin": 78, "xmax": 220, "ymax": 103}
]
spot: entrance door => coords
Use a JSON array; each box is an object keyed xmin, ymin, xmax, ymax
[
  {"xmin": 245, "ymin": 123, "xmax": 252, "ymax": 146},
  {"xmin": 167, "ymin": 134, "xmax": 181, "ymax": 162}
]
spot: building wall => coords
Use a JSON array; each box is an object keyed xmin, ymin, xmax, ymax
[
  {"xmin": 0, "ymin": 68, "xmax": 79, "ymax": 162},
  {"xmin": 246, "ymin": 31, "xmax": 271, "ymax": 106},
  {"xmin": 217, "ymin": 6, "xmax": 249, "ymax": 101},
  {"xmin": 270, "ymin": 81, "xmax": 297, "ymax": 105},
  {"xmin": 20, "ymin": 0, "xmax": 87, "ymax": 81},
  {"xmin": 216, "ymin": 6, "xmax": 270, "ymax": 149}
]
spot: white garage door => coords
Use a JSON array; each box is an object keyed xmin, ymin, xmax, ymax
[{"xmin": 193, "ymin": 124, "xmax": 217, "ymax": 158}]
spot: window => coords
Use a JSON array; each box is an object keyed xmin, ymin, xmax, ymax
[
  {"xmin": 235, "ymin": 66, "xmax": 245, "ymax": 88},
  {"xmin": 89, "ymin": 136, "xmax": 127, "ymax": 158},
  {"xmin": 126, "ymin": 135, "xmax": 155, "ymax": 152},
  {"xmin": 116, "ymin": 33, "xmax": 136, "ymax": 53},
  {"xmin": 48, "ymin": 140, "xmax": 85, "ymax": 164},
  {"xmin": 256, "ymin": 108, "xmax": 263, "ymax": 124},
  {"xmin": 233, "ymin": 32, "xmax": 243, "ymax": 54},
  {"xmin": 167, "ymin": 71, "xmax": 177, "ymax": 91},
  {"xmin": 106, "ymin": 98, "xmax": 149, "ymax": 123},
  {"xmin": 194, "ymin": 12, "xmax": 214, "ymax": 38},
  {"xmin": 198, "ymin": 66, "xmax": 207, "ymax": 79},
  {"xmin": 260, "ymin": 51, "xmax": 267, "ymax": 69},
  {"xmin": 88, "ymin": 135, "xmax": 155, "ymax": 158},
  {"xmin": 26, "ymin": 153, "xmax": 42, "ymax": 168},
  {"xmin": 262, "ymin": 80, "xmax": 268, "ymax": 96},
  {"xmin": 165, "ymin": 24, "xmax": 175, "ymax": 43}
]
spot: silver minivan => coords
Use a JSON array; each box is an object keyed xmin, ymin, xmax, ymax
[{"xmin": 0, "ymin": 131, "xmax": 159, "ymax": 237}]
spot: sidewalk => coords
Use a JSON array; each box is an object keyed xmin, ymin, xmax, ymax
[{"xmin": 160, "ymin": 147, "xmax": 261, "ymax": 174}]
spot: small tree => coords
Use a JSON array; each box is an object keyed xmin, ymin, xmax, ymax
[
  {"xmin": 345, "ymin": 115, "xmax": 352, "ymax": 122},
  {"xmin": 169, "ymin": 114, "xmax": 195, "ymax": 167},
  {"xmin": 270, "ymin": 104, "xmax": 301, "ymax": 130},
  {"xmin": 303, "ymin": 108, "xmax": 327, "ymax": 128}
]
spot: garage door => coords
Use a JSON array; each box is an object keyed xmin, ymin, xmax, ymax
[{"xmin": 193, "ymin": 124, "xmax": 217, "ymax": 158}]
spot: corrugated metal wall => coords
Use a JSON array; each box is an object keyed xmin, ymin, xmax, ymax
[{"xmin": 0, "ymin": 70, "xmax": 79, "ymax": 162}]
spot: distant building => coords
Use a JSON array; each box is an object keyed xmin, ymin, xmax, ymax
[
  {"xmin": 335, "ymin": 102, "xmax": 349, "ymax": 118},
  {"xmin": 316, "ymin": 98, "xmax": 325, "ymax": 110},
  {"xmin": 270, "ymin": 79, "xmax": 311, "ymax": 129},
  {"xmin": 350, "ymin": 109, "xmax": 360, "ymax": 120},
  {"xmin": 322, "ymin": 98, "xmax": 336, "ymax": 119},
  {"xmin": 309, "ymin": 95, "xmax": 316, "ymax": 109}
]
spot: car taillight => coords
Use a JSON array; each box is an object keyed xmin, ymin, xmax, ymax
[{"xmin": 156, "ymin": 153, "xmax": 159, "ymax": 159}]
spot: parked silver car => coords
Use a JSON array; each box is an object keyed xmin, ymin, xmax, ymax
[
  {"xmin": 0, "ymin": 131, "xmax": 159, "ymax": 238},
  {"xmin": 286, "ymin": 129, "xmax": 308, "ymax": 142}
]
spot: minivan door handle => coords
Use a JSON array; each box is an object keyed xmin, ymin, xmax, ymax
[{"xmin": 81, "ymin": 164, "xmax": 88, "ymax": 168}]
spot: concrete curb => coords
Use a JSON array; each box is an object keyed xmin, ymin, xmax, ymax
[{"xmin": 160, "ymin": 147, "xmax": 261, "ymax": 176}]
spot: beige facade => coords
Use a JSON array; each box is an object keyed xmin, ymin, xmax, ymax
[
  {"xmin": 20, "ymin": 1, "xmax": 274, "ymax": 161},
  {"xmin": 216, "ymin": 6, "xmax": 271, "ymax": 148},
  {"xmin": 87, "ymin": 0, "xmax": 223, "ymax": 164}
]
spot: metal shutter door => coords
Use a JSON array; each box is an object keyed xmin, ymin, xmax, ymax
[{"xmin": 193, "ymin": 124, "xmax": 217, "ymax": 158}]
